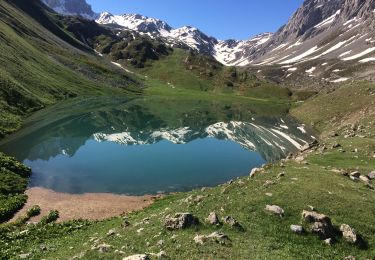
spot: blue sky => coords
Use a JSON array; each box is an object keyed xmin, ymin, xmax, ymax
[{"xmin": 87, "ymin": 0, "xmax": 304, "ymax": 40}]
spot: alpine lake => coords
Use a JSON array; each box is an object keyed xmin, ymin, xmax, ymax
[{"xmin": 0, "ymin": 95, "xmax": 314, "ymax": 195}]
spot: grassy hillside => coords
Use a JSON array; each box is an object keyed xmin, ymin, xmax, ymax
[
  {"xmin": 137, "ymin": 49, "xmax": 293, "ymax": 101},
  {"xmin": 0, "ymin": 0, "xmax": 140, "ymax": 138},
  {"xmin": 0, "ymin": 81, "xmax": 373, "ymax": 259}
]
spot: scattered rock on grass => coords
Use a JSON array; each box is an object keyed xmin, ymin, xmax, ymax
[
  {"xmin": 156, "ymin": 240, "xmax": 165, "ymax": 247},
  {"xmin": 207, "ymin": 232, "xmax": 229, "ymax": 243},
  {"xmin": 350, "ymin": 171, "xmax": 361, "ymax": 178},
  {"xmin": 265, "ymin": 205, "xmax": 284, "ymax": 217},
  {"xmin": 340, "ymin": 224, "xmax": 360, "ymax": 244},
  {"xmin": 367, "ymin": 171, "xmax": 375, "ymax": 180},
  {"xmin": 250, "ymin": 168, "xmax": 261, "ymax": 177},
  {"xmin": 206, "ymin": 212, "xmax": 220, "ymax": 225},
  {"xmin": 123, "ymin": 254, "xmax": 149, "ymax": 260},
  {"xmin": 155, "ymin": 251, "xmax": 167, "ymax": 258},
  {"xmin": 359, "ymin": 175, "xmax": 370, "ymax": 183},
  {"xmin": 302, "ymin": 211, "xmax": 331, "ymax": 224},
  {"xmin": 194, "ymin": 232, "xmax": 229, "ymax": 245},
  {"xmin": 194, "ymin": 235, "xmax": 207, "ymax": 245},
  {"xmin": 290, "ymin": 225, "xmax": 304, "ymax": 234},
  {"xmin": 311, "ymin": 221, "xmax": 335, "ymax": 239},
  {"xmin": 302, "ymin": 211, "xmax": 335, "ymax": 239},
  {"xmin": 343, "ymin": 256, "xmax": 356, "ymax": 260},
  {"xmin": 324, "ymin": 238, "xmax": 333, "ymax": 246},
  {"xmin": 164, "ymin": 213, "xmax": 199, "ymax": 230},
  {"xmin": 106, "ymin": 229, "xmax": 117, "ymax": 237},
  {"xmin": 122, "ymin": 219, "xmax": 131, "ymax": 228},
  {"xmin": 97, "ymin": 244, "xmax": 111, "ymax": 253},
  {"xmin": 18, "ymin": 253, "xmax": 31, "ymax": 259},
  {"xmin": 222, "ymin": 216, "xmax": 241, "ymax": 228}
]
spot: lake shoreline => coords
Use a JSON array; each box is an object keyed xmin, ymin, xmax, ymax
[{"xmin": 11, "ymin": 187, "xmax": 157, "ymax": 222}]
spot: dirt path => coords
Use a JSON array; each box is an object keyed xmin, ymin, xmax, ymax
[{"xmin": 12, "ymin": 187, "xmax": 155, "ymax": 222}]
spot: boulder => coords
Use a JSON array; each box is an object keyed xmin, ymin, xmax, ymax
[
  {"xmin": 207, "ymin": 232, "xmax": 229, "ymax": 241},
  {"xmin": 343, "ymin": 256, "xmax": 356, "ymax": 260},
  {"xmin": 164, "ymin": 213, "xmax": 199, "ymax": 230},
  {"xmin": 222, "ymin": 216, "xmax": 241, "ymax": 228},
  {"xmin": 277, "ymin": 172, "xmax": 285, "ymax": 178},
  {"xmin": 194, "ymin": 235, "xmax": 207, "ymax": 245},
  {"xmin": 194, "ymin": 232, "xmax": 229, "ymax": 245},
  {"xmin": 311, "ymin": 221, "xmax": 335, "ymax": 239},
  {"xmin": 350, "ymin": 171, "xmax": 361, "ymax": 178},
  {"xmin": 106, "ymin": 229, "xmax": 117, "ymax": 236},
  {"xmin": 302, "ymin": 211, "xmax": 332, "ymax": 225},
  {"xmin": 97, "ymin": 244, "xmax": 111, "ymax": 253},
  {"xmin": 206, "ymin": 212, "xmax": 220, "ymax": 225},
  {"xmin": 367, "ymin": 171, "xmax": 375, "ymax": 180},
  {"xmin": 123, "ymin": 255, "xmax": 149, "ymax": 260},
  {"xmin": 359, "ymin": 175, "xmax": 370, "ymax": 183},
  {"xmin": 290, "ymin": 225, "xmax": 304, "ymax": 234},
  {"xmin": 340, "ymin": 224, "xmax": 359, "ymax": 244},
  {"xmin": 265, "ymin": 205, "xmax": 284, "ymax": 217}
]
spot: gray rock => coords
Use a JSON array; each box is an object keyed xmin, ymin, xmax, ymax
[
  {"xmin": 164, "ymin": 213, "xmax": 199, "ymax": 230},
  {"xmin": 302, "ymin": 211, "xmax": 331, "ymax": 225},
  {"xmin": 123, "ymin": 255, "xmax": 149, "ymax": 260},
  {"xmin": 290, "ymin": 225, "xmax": 304, "ymax": 234},
  {"xmin": 222, "ymin": 216, "xmax": 241, "ymax": 228},
  {"xmin": 250, "ymin": 168, "xmax": 261, "ymax": 177},
  {"xmin": 277, "ymin": 172, "xmax": 285, "ymax": 178},
  {"xmin": 194, "ymin": 232, "xmax": 229, "ymax": 245},
  {"xmin": 39, "ymin": 244, "xmax": 48, "ymax": 251},
  {"xmin": 156, "ymin": 251, "xmax": 167, "ymax": 258},
  {"xmin": 122, "ymin": 220, "xmax": 131, "ymax": 228},
  {"xmin": 106, "ymin": 229, "xmax": 117, "ymax": 236},
  {"xmin": 156, "ymin": 240, "xmax": 165, "ymax": 246},
  {"xmin": 324, "ymin": 238, "xmax": 333, "ymax": 245},
  {"xmin": 207, "ymin": 232, "xmax": 229, "ymax": 241},
  {"xmin": 18, "ymin": 253, "xmax": 31, "ymax": 259},
  {"xmin": 193, "ymin": 235, "xmax": 207, "ymax": 245},
  {"xmin": 265, "ymin": 205, "xmax": 284, "ymax": 217},
  {"xmin": 343, "ymin": 256, "xmax": 356, "ymax": 260},
  {"xmin": 311, "ymin": 221, "xmax": 335, "ymax": 239},
  {"xmin": 340, "ymin": 224, "xmax": 359, "ymax": 244},
  {"xmin": 206, "ymin": 212, "xmax": 220, "ymax": 225},
  {"xmin": 350, "ymin": 171, "xmax": 361, "ymax": 178},
  {"xmin": 97, "ymin": 244, "xmax": 111, "ymax": 253},
  {"xmin": 359, "ymin": 175, "xmax": 370, "ymax": 183},
  {"xmin": 367, "ymin": 171, "xmax": 375, "ymax": 180}
]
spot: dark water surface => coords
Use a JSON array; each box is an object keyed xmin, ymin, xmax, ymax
[{"xmin": 0, "ymin": 96, "xmax": 314, "ymax": 195}]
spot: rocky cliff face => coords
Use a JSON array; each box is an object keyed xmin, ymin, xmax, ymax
[{"xmin": 42, "ymin": 0, "xmax": 97, "ymax": 19}]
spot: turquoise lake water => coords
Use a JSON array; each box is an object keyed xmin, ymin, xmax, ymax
[{"xmin": 0, "ymin": 96, "xmax": 313, "ymax": 195}]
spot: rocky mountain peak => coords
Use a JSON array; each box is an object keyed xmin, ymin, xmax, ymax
[{"xmin": 42, "ymin": 0, "xmax": 97, "ymax": 19}]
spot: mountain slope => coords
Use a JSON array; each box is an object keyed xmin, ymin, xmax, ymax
[
  {"xmin": 44, "ymin": 0, "xmax": 375, "ymax": 76},
  {"xmin": 0, "ymin": 0, "xmax": 138, "ymax": 137}
]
